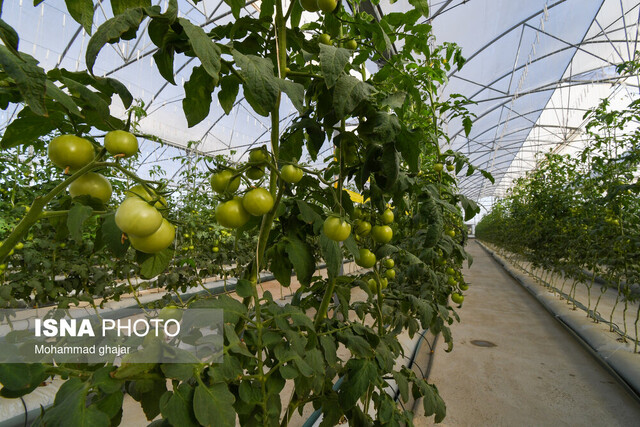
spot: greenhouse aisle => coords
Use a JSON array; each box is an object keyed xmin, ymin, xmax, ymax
[{"xmin": 415, "ymin": 240, "xmax": 640, "ymax": 426}]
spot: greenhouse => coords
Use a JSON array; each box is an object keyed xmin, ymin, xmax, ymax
[{"xmin": 0, "ymin": 0, "xmax": 639, "ymax": 425}]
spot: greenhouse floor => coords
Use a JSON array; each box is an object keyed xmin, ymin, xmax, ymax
[{"xmin": 414, "ymin": 239, "xmax": 640, "ymax": 426}]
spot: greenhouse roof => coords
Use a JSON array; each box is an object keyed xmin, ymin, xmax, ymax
[{"xmin": 1, "ymin": 0, "xmax": 638, "ymax": 201}]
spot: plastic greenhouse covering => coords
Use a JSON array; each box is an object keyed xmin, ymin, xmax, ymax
[{"xmin": 0, "ymin": 0, "xmax": 638, "ymax": 202}]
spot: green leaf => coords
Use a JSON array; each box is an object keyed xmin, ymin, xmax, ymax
[
  {"xmin": 409, "ymin": 0, "xmax": 429, "ymax": 18},
  {"xmin": 183, "ymin": 65, "xmax": 216, "ymax": 127},
  {"xmin": 160, "ymin": 384, "xmax": 198, "ymax": 427},
  {"xmin": 296, "ymin": 200, "xmax": 323, "ymax": 234},
  {"xmin": 268, "ymin": 242, "xmax": 292, "ymax": 287},
  {"xmin": 91, "ymin": 367, "xmax": 122, "ymax": 394},
  {"xmin": 0, "ymin": 363, "xmax": 48, "ymax": 398},
  {"xmin": 333, "ymin": 75, "xmax": 375, "ymax": 118},
  {"xmin": 235, "ymin": 279, "xmax": 253, "ymax": 298},
  {"xmin": 129, "ymin": 379, "xmax": 166, "ymax": 421},
  {"xmin": 392, "ymin": 371, "xmax": 409, "ymax": 402},
  {"xmin": 462, "ymin": 116, "xmax": 473, "ymax": 137},
  {"xmin": 97, "ymin": 76, "xmax": 133, "ymax": 108},
  {"xmin": 232, "ymin": 50, "xmax": 279, "ymax": 116},
  {"xmin": 65, "ymin": 0, "xmax": 94, "ymax": 34},
  {"xmin": 381, "ymin": 91, "xmax": 406, "ymax": 109},
  {"xmin": 223, "ymin": 0, "xmax": 245, "ymax": 19},
  {"xmin": 111, "ymin": 0, "xmax": 151, "ymax": 16},
  {"xmin": 45, "ymin": 80, "xmax": 83, "ymax": 117},
  {"xmin": 43, "ymin": 378, "xmax": 111, "ymax": 427},
  {"xmin": 193, "ymin": 383, "xmax": 236, "ymax": 427},
  {"xmin": 96, "ymin": 213, "xmax": 129, "ymax": 257},
  {"xmin": 319, "ymin": 234, "xmax": 340, "ymax": 279},
  {"xmin": 0, "ymin": 18, "xmax": 19, "ymax": 56},
  {"xmin": 67, "ymin": 203, "xmax": 93, "ymax": 242},
  {"xmin": 191, "ymin": 294, "xmax": 247, "ymax": 323},
  {"xmin": 278, "ymin": 78, "xmax": 304, "ymax": 113},
  {"xmin": 343, "ymin": 234, "xmax": 359, "ymax": 259},
  {"xmin": 153, "ymin": 48, "xmax": 176, "ymax": 85},
  {"xmin": 86, "ymin": 8, "xmax": 144, "ymax": 74},
  {"xmin": 396, "ymin": 128, "xmax": 421, "ymax": 172},
  {"xmin": 178, "ymin": 18, "xmax": 221, "ymax": 83},
  {"xmin": 61, "ymin": 77, "xmax": 110, "ymax": 117},
  {"xmin": 339, "ymin": 359, "xmax": 378, "ymax": 410},
  {"xmin": 136, "ymin": 248, "xmax": 174, "ymax": 279},
  {"xmin": 319, "ymin": 44, "xmax": 351, "ymax": 88},
  {"xmin": 218, "ymin": 74, "xmax": 240, "ymax": 115},
  {"xmin": 284, "ymin": 236, "xmax": 315, "ymax": 286},
  {"xmin": 0, "ymin": 106, "xmax": 64, "ymax": 149},
  {"xmin": 0, "ymin": 46, "xmax": 47, "ymax": 116},
  {"xmin": 380, "ymin": 142, "xmax": 399, "ymax": 190}
]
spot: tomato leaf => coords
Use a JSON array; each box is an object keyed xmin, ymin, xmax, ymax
[
  {"xmin": 338, "ymin": 358, "xmax": 378, "ymax": 410},
  {"xmin": 232, "ymin": 50, "xmax": 279, "ymax": 116},
  {"xmin": 137, "ymin": 248, "xmax": 174, "ymax": 279},
  {"xmin": 278, "ymin": 78, "xmax": 304, "ymax": 113},
  {"xmin": 193, "ymin": 383, "xmax": 236, "ymax": 427},
  {"xmin": 183, "ymin": 65, "xmax": 216, "ymax": 127},
  {"xmin": 45, "ymin": 80, "xmax": 83, "ymax": 117},
  {"xmin": 319, "ymin": 234, "xmax": 341, "ymax": 279},
  {"xmin": 0, "ymin": 46, "xmax": 47, "ymax": 116},
  {"xmin": 396, "ymin": 128, "xmax": 421, "ymax": 172},
  {"xmin": 267, "ymin": 242, "xmax": 292, "ymax": 287},
  {"xmin": 218, "ymin": 74, "xmax": 240, "ymax": 115},
  {"xmin": 333, "ymin": 75, "xmax": 375, "ymax": 118},
  {"xmin": 153, "ymin": 48, "xmax": 176, "ymax": 85},
  {"xmin": 86, "ymin": 8, "xmax": 145, "ymax": 74},
  {"xmin": 462, "ymin": 115, "xmax": 473, "ymax": 137},
  {"xmin": 0, "ymin": 18, "xmax": 20, "ymax": 57},
  {"xmin": 319, "ymin": 44, "xmax": 351, "ymax": 88},
  {"xmin": 96, "ymin": 213, "xmax": 129, "ymax": 257},
  {"xmin": 67, "ymin": 203, "xmax": 93, "ymax": 243},
  {"xmin": 0, "ymin": 105, "xmax": 64, "ymax": 149},
  {"xmin": 178, "ymin": 18, "xmax": 221, "ymax": 83},
  {"xmin": 284, "ymin": 236, "xmax": 315, "ymax": 286},
  {"xmin": 0, "ymin": 363, "xmax": 48, "ymax": 398},
  {"xmin": 223, "ymin": 0, "xmax": 245, "ymax": 19},
  {"xmin": 42, "ymin": 378, "xmax": 111, "ymax": 427},
  {"xmin": 235, "ymin": 279, "xmax": 253, "ymax": 298},
  {"xmin": 111, "ymin": 0, "xmax": 151, "ymax": 16},
  {"xmin": 408, "ymin": 0, "xmax": 430, "ymax": 19},
  {"xmin": 160, "ymin": 384, "xmax": 198, "ymax": 427},
  {"xmin": 64, "ymin": 0, "xmax": 94, "ymax": 35}
]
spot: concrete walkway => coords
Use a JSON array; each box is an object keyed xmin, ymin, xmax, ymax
[{"xmin": 415, "ymin": 240, "xmax": 640, "ymax": 426}]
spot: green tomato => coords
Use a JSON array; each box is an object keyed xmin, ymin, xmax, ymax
[
  {"xmin": 242, "ymin": 188, "xmax": 274, "ymax": 216},
  {"xmin": 319, "ymin": 33, "xmax": 332, "ymax": 45},
  {"xmin": 353, "ymin": 207, "xmax": 364, "ymax": 219},
  {"xmin": 323, "ymin": 216, "xmax": 351, "ymax": 241},
  {"xmin": 300, "ymin": 0, "xmax": 319, "ymax": 11},
  {"xmin": 367, "ymin": 278, "xmax": 378, "ymax": 293},
  {"xmin": 371, "ymin": 225, "xmax": 393, "ymax": 244},
  {"xmin": 447, "ymin": 276, "xmax": 457, "ymax": 286},
  {"xmin": 281, "ymin": 165, "xmax": 303, "ymax": 183},
  {"xmin": 460, "ymin": 283, "xmax": 469, "ymax": 291},
  {"xmin": 446, "ymin": 267, "xmax": 455, "ymax": 275},
  {"xmin": 48, "ymin": 135, "xmax": 95, "ymax": 172},
  {"xmin": 248, "ymin": 147, "xmax": 268, "ymax": 164},
  {"xmin": 246, "ymin": 166, "xmax": 265, "ymax": 180},
  {"xmin": 0, "ymin": 264, "xmax": 6, "ymax": 271},
  {"xmin": 346, "ymin": 39, "xmax": 358, "ymax": 50},
  {"xmin": 385, "ymin": 269, "xmax": 395, "ymax": 279},
  {"xmin": 355, "ymin": 220, "xmax": 371, "ymax": 237},
  {"xmin": 356, "ymin": 248, "xmax": 376, "ymax": 268},
  {"xmin": 210, "ymin": 170, "xmax": 241, "ymax": 194},
  {"xmin": 158, "ymin": 305, "xmax": 183, "ymax": 322},
  {"xmin": 451, "ymin": 293, "xmax": 464, "ymax": 304},
  {"xmin": 384, "ymin": 258, "xmax": 394, "ymax": 268},
  {"xmin": 216, "ymin": 197, "xmax": 250, "ymax": 228},
  {"xmin": 129, "ymin": 219, "xmax": 175, "ymax": 254},
  {"xmin": 381, "ymin": 208, "xmax": 394, "ymax": 224},
  {"xmin": 446, "ymin": 229, "xmax": 456, "ymax": 238},
  {"xmin": 184, "ymin": 233, "xmax": 190, "ymax": 238},
  {"xmin": 446, "ymin": 164, "xmax": 455, "ymax": 172},
  {"xmin": 212, "ymin": 246, "xmax": 219, "ymax": 253},
  {"xmin": 69, "ymin": 172, "xmax": 112, "ymax": 203},
  {"xmin": 125, "ymin": 184, "xmax": 167, "ymax": 209},
  {"xmin": 380, "ymin": 278, "xmax": 388, "ymax": 290},
  {"xmin": 15, "ymin": 242, "xmax": 24, "ymax": 250},
  {"xmin": 104, "ymin": 130, "xmax": 138, "ymax": 158},
  {"xmin": 59, "ymin": 243, "xmax": 66, "ymax": 249},
  {"xmin": 317, "ymin": 0, "xmax": 337, "ymax": 13},
  {"xmin": 434, "ymin": 163, "xmax": 444, "ymax": 172},
  {"xmin": 116, "ymin": 198, "xmax": 163, "ymax": 237}
]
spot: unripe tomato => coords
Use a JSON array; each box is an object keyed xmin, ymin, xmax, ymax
[
  {"xmin": 242, "ymin": 188, "xmax": 274, "ymax": 216},
  {"xmin": 248, "ymin": 147, "xmax": 268, "ymax": 164},
  {"xmin": 446, "ymin": 164, "xmax": 455, "ymax": 172},
  {"xmin": 367, "ymin": 278, "xmax": 378, "ymax": 293},
  {"xmin": 434, "ymin": 163, "xmax": 444, "ymax": 172},
  {"xmin": 356, "ymin": 220, "xmax": 371, "ymax": 236},
  {"xmin": 125, "ymin": 184, "xmax": 168, "ymax": 209},
  {"xmin": 281, "ymin": 165, "xmax": 303, "ymax": 183},
  {"xmin": 184, "ymin": 233, "xmax": 190, "ymax": 238},
  {"xmin": 129, "ymin": 219, "xmax": 175, "ymax": 254},
  {"xmin": 15, "ymin": 242, "xmax": 24, "ymax": 250},
  {"xmin": 447, "ymin": 276, "xmax": 457, "ymax": 286},
  {"xmin": 385, "ymin": 268, "xmax": 395, "ymax": 279},
  {"xmin": 451, "ymin": 293, "xmax": 464, "ymax": 304},
  {"xmin": 353, "ymin": 207, "xmax": 364, "ymax": 219},
  {"xmin": 319, "ymin": 34, "xmax": 332, "ymax": 45},
  {"xmin": 371, "ymin": 225, "xmax": 393, "ymax": 243},
  {"xmin": 380, "ymin": 278, "xmax": 388, "ymax": 289},
  {"xmin": 384, "ymin": 258, "xmax": 394, "ymax": 268},
  {"xmin": 246, "ymin": 166, "xmax": 265, "ymax": 180},
  {"xmin": 69, "ymin": 172, "xmax": 112, "ymax": 203},
  {"xmin": 381, "ymin": 208, "xmax": 394, "ymax": 224},
  {"xmin": 189, "ymin": 245, "xmax": 194, "ymax": 250},
  {"xmin": 216, "ymin": 197, "xmax": 250, "ymax": 228},
  {"xmin": 59, "ymin": 243, "xmax": 66, "ymax": 248},
  {"xmin": 460, "ymin": 283, "xmax": 469, "ymax": 291},
  {"xmin": 104, "ymin": 130, "xmax": 138, "ymax": 158},
  {"xmin": 445, "ymin": 229, "xmax": 455, "ymax": 238},
  {"xmin": 356, "ymin": 248, "xmax": 376, "ymax": 268},
  {"xmin": 210, "ymin": 170, "xmax": 241, "ymax": 194},
  {"xmin": 300, "ymin": 0, "xmax": 319, "ymax": 11},
  {"xmin": 0, "ymin": 264, "xmax": 6, "ymax": 271},
  {"xmin": 323, "ymin": 216, "xmax": 351, "ymax": 241},
  {"xmin": 346, "ymin": 39, "xmax": 357, "ymax": 50},
  {"xmin": 317, "ymin": 0, "xmax": 337, "ymax": 13},
  {"xmin": 158, "ymin": 305, "xmax": 183, "ymax": 322},
  {"xmin": 446, "ymin": 267, "xmax": 455, "ymax": 275},
  {"xmin": 48, "ymin": 135, "xmax": 95, "ymax": 171},
  {"xmin": 212, "ymin": 246, "xmax": 219, "ymax": 253},
  {"xmin": 115, "ymin": 198, "xmax": 163, "ymax": 237}
]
